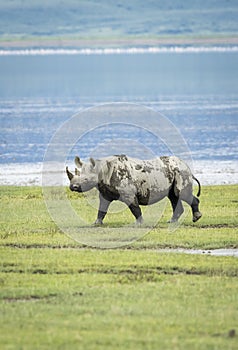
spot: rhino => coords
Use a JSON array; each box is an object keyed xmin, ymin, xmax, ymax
[{"xmin": 66, "ymin": 154, "xmax": 202, "ymax": 225}]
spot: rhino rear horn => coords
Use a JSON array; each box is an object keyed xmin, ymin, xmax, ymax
[
  {"xmin": 75, "ymin": 156, "xmax": 83, "ymax": 168},
  {"xmin": 66, "ymin": 167, "xmax": 74, "ymax": 180},
  {"xmin": 75, "ymin": 168, "xmax": 80, "ymax": 175},
  {"xmin": 90, "ymin": 157, "xmax": 96, "ymax": 167}
]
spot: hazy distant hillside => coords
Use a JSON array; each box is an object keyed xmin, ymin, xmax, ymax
[{"xmin": 0, "ymin": 0, "xmax": 238, "ymax": 44}]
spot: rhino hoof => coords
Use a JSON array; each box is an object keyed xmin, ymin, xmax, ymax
[
  {"xmin": 193, "ymin": 212, "xmax": 202, "ymax": 222},
  {"xmin": 168, "ymin": 217, "xmax": 179, "ymax": 223},
  {"xmin": 94, "ymin": 219, "xmax": 103, "ymax": 225},
  {"xmin": 136, "ymin": 216, "xmax": 144, "ymax": 225}
]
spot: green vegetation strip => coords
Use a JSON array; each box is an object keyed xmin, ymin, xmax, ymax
[
  {"xmin": 0, "ymin": 185, "xmax": 237, "ymax": 249},
  {"xmin": 0, "ymin": 185, "xmax": 237, "ymax": 349}
]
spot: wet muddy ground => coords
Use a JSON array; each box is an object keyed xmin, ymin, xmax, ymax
[{"xmin": 158, "ymin": 248, "xmax": 238, "ymax": 257}]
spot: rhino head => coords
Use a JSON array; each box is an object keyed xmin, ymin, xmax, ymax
[{"xmin": 66, "ymin": 156, "xmax": 97, "ymax": 192}]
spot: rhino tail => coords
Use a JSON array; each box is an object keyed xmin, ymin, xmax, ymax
[{"xmin": 192, "ymin": 175, "xmax": 201, "ymax": 197}]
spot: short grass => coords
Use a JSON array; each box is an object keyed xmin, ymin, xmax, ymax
[
  {"xmin": 1, "ymin": 185, "xmax": 237, "ymax": 249},
  {"xmin": 0, "ymin": 185, "xmax": 238, "ymax": 349}
]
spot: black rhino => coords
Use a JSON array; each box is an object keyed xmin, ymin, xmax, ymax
[{"xmin": 66, "ymin": 154, "xmax": 202, "ymax": 225}]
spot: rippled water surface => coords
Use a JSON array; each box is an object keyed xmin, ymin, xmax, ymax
[{"xmin": 0, "ymin": 49, "xmax": 237, "ymax": 185}]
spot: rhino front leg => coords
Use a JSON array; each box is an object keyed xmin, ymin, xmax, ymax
[
  {"xmin": 95, "ymin": 194, "xmax": 112, "ymax": 225},
  {"xmin": 128, "ymin": 203, "xmax": 143, "ymax": 224}
]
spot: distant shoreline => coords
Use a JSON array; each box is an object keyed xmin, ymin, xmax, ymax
[{"xmin": 1, "ymin": 35, "xmax": 238, "ymax": 48}]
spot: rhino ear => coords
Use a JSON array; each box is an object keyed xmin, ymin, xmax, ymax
[
  {"xmin": 90, "ymin": 157, "xmax": 96, "ymax": 167},
  {"xmin": 75, "ymin": 156, "xmax": 83, "ymax": 168},
  {"xmin": 75, "ymin": 168, "xmax": 80, "ymax": 176},
  {"xmin": 66, "ymin": 167, "xmax": 74, "ymax": 180}
]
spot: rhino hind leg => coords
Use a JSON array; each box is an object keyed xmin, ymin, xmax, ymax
[
  {"xmin": 181, "ymin": 193, "xmax": 202, "ymax": 222},
  {"xmin": 168, "ymin": 189, "xmax": 184, "ymax": 222},
  {"xmin": 191, "ymin": 196, "xmax": 202, "ymax": 222}
]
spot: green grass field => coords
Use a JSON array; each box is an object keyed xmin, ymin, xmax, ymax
[{"xmin": 0, "ymin": 185, "xmax": 238, "ymax": 349}]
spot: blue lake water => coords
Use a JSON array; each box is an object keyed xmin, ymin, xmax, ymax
[{"xmin": 0, "ymin": 48, "xmax": 238, "ymax": 185}]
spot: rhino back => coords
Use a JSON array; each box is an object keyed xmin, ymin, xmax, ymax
[{"xmin": 98, "ymin": 156, "xmax": 172, "ymax": 205}]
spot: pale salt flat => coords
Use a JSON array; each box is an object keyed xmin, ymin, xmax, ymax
[{"xmin": 0, "ymin": 160, "xmax": 237, "ymax": 187}]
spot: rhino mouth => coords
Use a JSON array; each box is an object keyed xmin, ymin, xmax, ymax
[{"xmin": 70, "ymin": 184, "xmax": 82, "ymax": 192}]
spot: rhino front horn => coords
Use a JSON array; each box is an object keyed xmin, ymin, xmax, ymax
[{"xmin": 66, "ymin": 167, "xmax": 74, "ymax": 180}]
